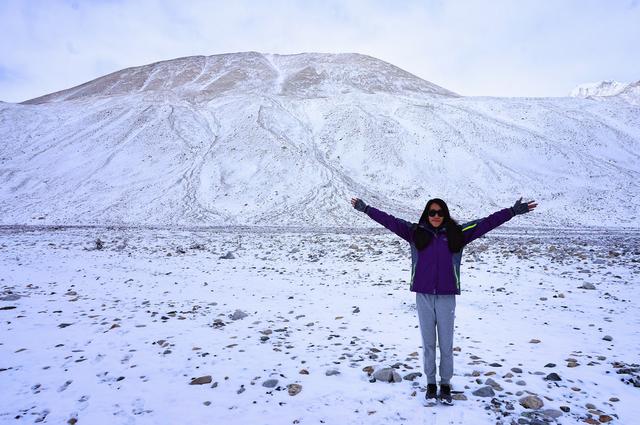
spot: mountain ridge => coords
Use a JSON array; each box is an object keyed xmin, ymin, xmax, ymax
[{"xmin": 2, "ymin": 52, "xmax": 639, "ymax": 228}]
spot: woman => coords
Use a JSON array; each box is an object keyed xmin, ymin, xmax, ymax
[{"xmin": 351, "ymin": 196, "xmax": 537, "ymax": 405}]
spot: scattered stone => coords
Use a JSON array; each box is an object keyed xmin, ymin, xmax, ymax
[
  {"xmin": 262, "ymin": 379, "xmax": 278, "ymax": 388},
  {"xmin": 585, "ymin": 403, "xmax": 596, "ymax": 410},
  {"xmin": 544, "ymin": 363, "xmax": 556, "ymax": 368},
  {"xmin": 559, "ymin": 406, "xmax": 570, "ymax": 412},
  {"xmin": 403, "ymin": 372, "xmax": 422, "ymax": 381},
  {"xmin": 452, "ymin": 393, "xmax": 467, "ymax": 401},
  {"xmin": 220, "ymin": 252, "xmax": 235, "ymax": 259},
  {"xmin": 230, "ymin": 310, "xmax": 248, "ymax": 320},
  {"xmin": 372, "ymin": 368, "xmax": 402, "ymax": 383},
  {"xmin": 288, "ymin": 384, "xmax": 302, "ymax": 396},
  {"xmin": 299, "ymin": 369, "xmax": 309, "ymax": 375},
  {"xmin": 580, "ymin": 283, "xmax": 596, "ymax": 290},
  {"xmin": 519, "ymin": 395, "xmax": 544, "ymax": 409},
  {"xmin": 363, "ymin": 366, "xmax": 374, "ymax": 376},
  {"xmin": 599, "ymin": 415, "xmax": 614, "ymax": 423},
  {"xmin": 544, "ymin": 373, "xmax": 561, "ymax": 381},
  {"xmin": 516, "ymin": 380, "xmax": 527, "ymax": 386},
  {"xmin": 190, "ymin": 376, "xmax": 212, "ymax": 385},
  {"xmin": 511, "ymin": 367, "xmax": 523, "ymax": 373},
  {"xmin": 603, "ymin": 335, "xmax": 613, "ymax": 341},
  {"xmin": 541, "ymin": 409, "xmax": 563, "ymax": 419},
  {"xmin": 489, "ymin": 362, "xmax": 502, "ymax": 367},
  {"xmin": 529, "ymin": 339, "xmax": 541, "ymax": 344},
  {"xmin": 325, "ymin": 369, "xmax": 340, "ymax": 376},
  {"xmin": 472, "ymin": 386, "xmax": 495, "ymax": 397},
  {"xmin": 58, "ymin": 323, "xmax": 73, "ymax": 328},
  {"xmin": 609, "ymin": 397, "xmax": 619, "ymax": 402},
  {"xmin": 485, "ymin": 378, "xmax": 503, "ymax": 391}
]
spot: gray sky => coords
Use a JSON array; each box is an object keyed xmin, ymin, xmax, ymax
[{"xmin": 1, "ymin": 0, "xmax": 639, "ymax": 102}]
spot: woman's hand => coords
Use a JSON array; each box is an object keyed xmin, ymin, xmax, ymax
[
  {"xmin": 511, "ymin": 197, "xmax": 537, "ymax": 215},
  {"xmin": 351, "ymin": 198, "xmax": 368, "ymax": 212}
]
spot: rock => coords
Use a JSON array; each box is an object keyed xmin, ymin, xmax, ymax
[
  {"xmin": 542, "ymin": 409, "xmax": 563, "ymax": 419},
  {"xmin": 485, "ymin": 378, "xmax": 503, "ymax": 391},
  {"xmin": 299, "ymin": 369, "xmax": 309, "ymax": 375},
  {"xmin": 489, "ymin": 362, "xmax": 502, "ymax": 367},
  {"xmin": 529, "ymin": 339, "xmax": 541, "ymax": 344},
  {"xmin": 472, "ymin": 386, "xmax": 495, "ymax": 397},
  {"xmin": 544, "ymin": 363, "xmax": 556, "ymax": 368},
  {"xmin": 230, "ymin": 310, "xmax": 248, "ymax": 320},
  {"xmin": 519, "ymin": 395, "xmax": 544, "ymax": 409},
  {"xmin": 609, "ymin": 397, "xmax": 619, "ymax": 402},
  {"xmin": 372, "ymin": 368, "xmax": 402, "ymax": 383},
  {"xmin": 603, "ymin": 335, "xmax": 613, "ymax": 341},
  {"xmin": 559, "ymin": 406, "xmax": 570, "ymax": 412},
  {"xmin": 262, "ymin": 379, "xmax": 278, "ymax": 388},
  {"xmin": 362, "ymin": 366, "xmax": 374, "ymax": 376},
  {"xmin": 220, "ymin": 251, "xmax": 235, "ymax": 259},
  {"xmin": 452, "ymin": 393, "xmax": 467, "ymax": 401},
  {"xmin": 580, "ymin": 283, "xmax": 596, "ymax": 290},
  {"xmin": 190, "ymin": 375, "xmax": 212, "ymax": 385},
  {"xmin": 325, "ymin": 369, "xmax": 340, "ymax": 376},
  {"xmin": 516, "ymin": 380, "xmax": 527, "ymax": 386},
  {"xmin": 511, "ymin": 367, "xmax": 523, "ymax": 373},
  {"xmin": 544, "ymin": 373, "xmax": 561, "ymax": 381},
  {"xmin": 352, "ymin": 307, "xmax": 360, "ymax": 313},
  {"xmin": 585, "ymin": 403, "xmax": 596, "ymax": 409},
  {"xmin": 403, "ymin": 372, "xmax": 422, "ymax": 381},
  {"xmin": 288, "ymin": 383, "xmax": 302, "ymax": 396},
  {"xmin": 599, "ymin": 415, "xmax": 614, "ymax": 423},
  {"xmin": 567, "ymin": 361, "xmax": 579, "ymax": 368}
]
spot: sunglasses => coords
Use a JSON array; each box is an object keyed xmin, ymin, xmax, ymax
[{"xmin": 428, "ymin": 209, "xmax": 445, "ymax": 217}]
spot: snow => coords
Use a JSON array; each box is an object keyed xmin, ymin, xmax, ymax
[
  {"xmin": 1, "ymin": 224, "xmax": 639, "ymax": 424},
  {"xmin": 1, "ymin": 53, "xmax": 639, "ymax": 227},
  {"xmin": 570, "ymin": 80, "xmax": 640, "ymax": 105}
]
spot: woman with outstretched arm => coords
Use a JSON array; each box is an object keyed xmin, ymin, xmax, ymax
[{"xmin": 350, "ymin": 197, "xmax": 537, "ymax": 405}]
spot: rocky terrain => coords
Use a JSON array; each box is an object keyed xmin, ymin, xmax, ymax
[{"xmin": 1, "ymin": 224, "xmax": 639, "ymax": 424}]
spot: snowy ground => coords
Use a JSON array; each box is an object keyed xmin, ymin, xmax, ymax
[{"xmin": 1, "ymin": 225, "xmax": 639, "ymax": 424}]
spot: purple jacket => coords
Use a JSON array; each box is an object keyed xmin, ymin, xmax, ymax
[{"xmin": 366, "ymin": 206, "xmax": 514, "ymax": 295}]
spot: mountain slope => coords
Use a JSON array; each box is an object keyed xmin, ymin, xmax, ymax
[{"xmin": 1, "ymin": 53, "xmax": 639, "ymax": 227}]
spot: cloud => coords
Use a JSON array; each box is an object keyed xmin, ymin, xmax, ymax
[{"xmin": 1, "ymin": 0, "xmax": 639, "ymax": 102}]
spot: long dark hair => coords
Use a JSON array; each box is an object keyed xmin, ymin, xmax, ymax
[{"xmin": 414, "ymin": 198, "xmax": 464, "ymax": 252}]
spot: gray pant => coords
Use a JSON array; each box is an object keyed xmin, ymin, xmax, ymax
[{"xmin": 416, "ymin": 293, "xmax": 456, "ymax": 385}]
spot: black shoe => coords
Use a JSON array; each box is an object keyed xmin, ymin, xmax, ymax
[
  {"xmin": 439, "ymin": 384, "xmax": 453, "ymax": 405},
  {"xmin": 425, "ymin": 383, "xmax": 438, "ymax": 400}
]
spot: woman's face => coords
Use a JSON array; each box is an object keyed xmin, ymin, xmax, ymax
[{"xmin": 428, "ymin": 203, "xmax": 444, "ymax": 228}]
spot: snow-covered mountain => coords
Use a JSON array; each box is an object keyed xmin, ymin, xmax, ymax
[
  {"xmin": 570, "ymin": 80, "xmax": 640, "ymax": 105},
  {"xmin": 1, "ymin": 52, "xmax": 639, "ymax": 227}
]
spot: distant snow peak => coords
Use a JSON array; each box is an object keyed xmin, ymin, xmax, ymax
[
  {"xmin": 570, "ymin": 80, "xmax": 628, "ymax": 98},
  {"xmin": 570, "ymin": 80, "xmax": 640, "ymax": 105}
]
